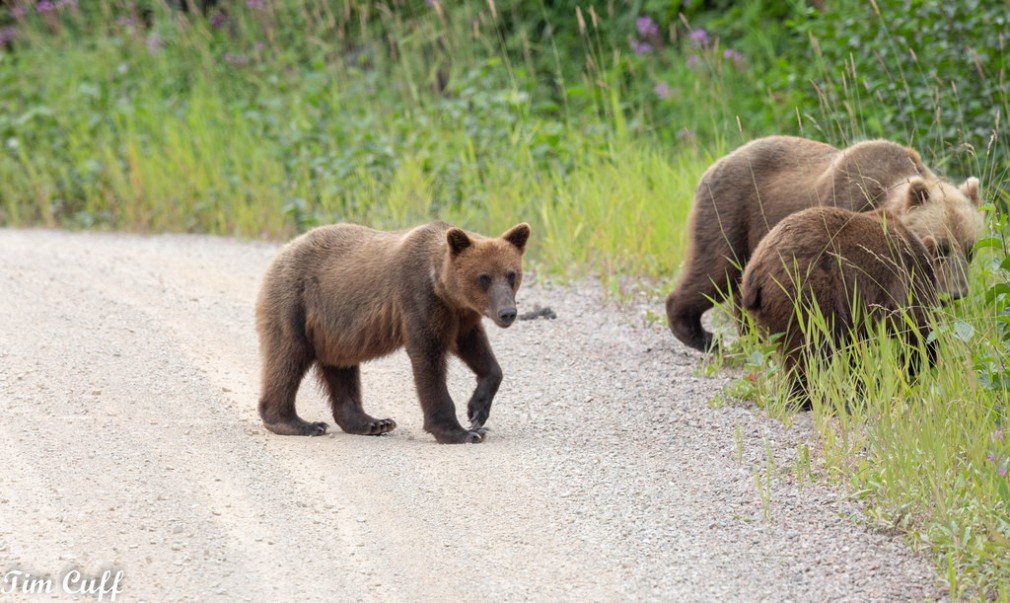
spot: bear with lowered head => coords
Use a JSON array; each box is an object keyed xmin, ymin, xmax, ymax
[{"xmin": 740, "ymin": 195, "xmax": 945, "ymax": 405}]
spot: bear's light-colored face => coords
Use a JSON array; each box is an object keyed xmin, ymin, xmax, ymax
[
  {"xmin": 445, "ymin": 223, "xmax": 531, "ymax": 328},
  {"xmin": 897, "ymin": 177, "xmax": 984, "ymax": 300}
]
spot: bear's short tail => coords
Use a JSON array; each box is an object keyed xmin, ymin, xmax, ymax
[{"xmin": 742, "ymin": 274, "xmax": 761, "ymax": 311}]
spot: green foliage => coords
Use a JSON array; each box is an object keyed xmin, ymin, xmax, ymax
[
  {"xmin": 725, "ymin": 248, "xmax": 1010, "ymax": 596},
  {"xmin": 789, "ymin": 0, "xmax": 1010, "ymax": 178}
]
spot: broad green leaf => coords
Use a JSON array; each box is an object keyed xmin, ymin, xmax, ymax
[{"xmin": 953, "ymin": 320, "xmax": 974, "ymax": 343}]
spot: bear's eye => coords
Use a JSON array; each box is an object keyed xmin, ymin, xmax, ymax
[
  {"xmin": 477, "ymin": 274, "xmax": 491, "ymax": 290},
  {"xmin": 936, "ymin": 243, "xmax": 950, "ymax": 258},
  {"xmin": 506, "ymin": 271, "xmax": 517, "ymax": 288}
]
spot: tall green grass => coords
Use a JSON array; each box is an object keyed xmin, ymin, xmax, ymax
[
  {"xmin": 725, "ymin": 257, "xmax": 1010, "ymax": 598},
  {"xmin": 0, "ymin": 0, "xmax": 709, "ymax": 282}
]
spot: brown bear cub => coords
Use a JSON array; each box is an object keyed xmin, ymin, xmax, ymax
[
  {"xmin": 740, "ymin": 202, "xmax": 941, "ymax": 404},
  {"xmin": 256, "ymin": 221, "xmax": 531, "ymax": 444},
  {"xmin": 666, "ymin": 135, "xmax": 982, "ymax": 352}
]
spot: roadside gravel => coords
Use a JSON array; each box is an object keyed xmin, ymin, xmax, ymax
[{"xmin": 0, "ymin": 229, "xmax": 940, "ymax": 602}]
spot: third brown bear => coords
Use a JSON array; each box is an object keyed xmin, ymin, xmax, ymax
[
  {"xmin": 740, "ymin": 200, "xmax": 944, "ymax": 403},
  {"xmin": 665, "ymin": 135, "xmax": 982, "ymax": 352}
]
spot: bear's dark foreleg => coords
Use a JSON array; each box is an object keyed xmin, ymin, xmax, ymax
[
  {"xmin": 666, "ymin": 289, "xmax": 714, "ymax": 353},
  {"xmin": 258, "ymin": 347, "xmax": 328, "ymax": 436},
  {"xmin": 316, "ymin": 364, "xmax": 397, "ymax": 436},
  {"xmin": 407, "ymin": 340, "xmax": 485, "ymax": 444},
  {"xmin": 454, "ymin": 325, "xmax": 502, "ymax": 432},
  {"xmin": 666, "ymin": 238, "xmax": 743, "ymax": 353}
]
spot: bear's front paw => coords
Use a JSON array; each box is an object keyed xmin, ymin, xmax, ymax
[
  {"xmin": 462, "ymin": 429, "xmax": 486, "ymax": 444},
  {"xmin": 263, "ymin": 419, "xmax": 329, "ymax": 437},
  {"xmin": 431, "ymin": 426, "xmax": 487, "ymax": 444},
  {"xmin": 363, "ymin": 418, "xmax": 397, "ymax": 435},
  {"xmin": 467, "ymin": 409, "xmax": 489, "ymax": 430}
]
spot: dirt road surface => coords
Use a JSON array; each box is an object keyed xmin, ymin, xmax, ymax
[{"xmin": 0, "ymin": 229, "xmax": 938, "ymax": 602}]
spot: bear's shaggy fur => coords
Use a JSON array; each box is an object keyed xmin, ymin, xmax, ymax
[
  {"xmin": 740, "ymin": 203, "xmax": 941, "ymax": 402},
  {"xmin": 256, "ymin": 221, "xmax": 531, "ymax": 444},
  {"xmin": 666, "ymin": 135, "xmax": 982, "ymax": 352}
]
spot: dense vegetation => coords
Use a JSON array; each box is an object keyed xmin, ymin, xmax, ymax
[{"xmin": 2, "ymin": 0, "xmax": 1008, "ymax": 596}]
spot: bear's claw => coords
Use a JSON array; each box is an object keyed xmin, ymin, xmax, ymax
[{"xmin": 367, "ymin": 418, "xmax": 397, "ymax": 435}]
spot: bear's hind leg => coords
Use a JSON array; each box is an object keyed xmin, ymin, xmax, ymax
[
  {"xmin": 259, "ymin": 348, "xmax": 328, "ymax": 436},
  {"xmin": 317, "ymin": 365, "xmax": 396, "ymax": 436}
]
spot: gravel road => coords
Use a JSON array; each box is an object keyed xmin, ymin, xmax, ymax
[{"xmin": 0, "ymin": 229, "xmax": 940, "ymax": 602}]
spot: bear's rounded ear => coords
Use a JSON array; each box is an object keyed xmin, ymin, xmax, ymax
[
  {"xmin": 447, "ymin": 228, "xmax": 472, "ymax": 256},
  {"xmin": 960, "ymin": 177, "xmax": 981, "ymax": 207},
  {"xmin": 907, "ymin": 178, "xmax": 930, "ymax": 208},
  {"xmin": 922, "ymin": 235, "xmax": 938, "ymax": 257},
  {"xmin": 502, "ymin": 223, "xmax": 531, "ymax": 252}
]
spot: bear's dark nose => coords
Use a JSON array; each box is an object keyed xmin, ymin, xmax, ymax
[{"xmin": 498, "ymin": 307, "xmax": 517, "ymax": 324}]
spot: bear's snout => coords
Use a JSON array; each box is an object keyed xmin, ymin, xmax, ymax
[
  {"xmin": 488, "ymin": 284, "xmax": 519, "ymax": 327},
  {"xmin": 497, "ymin": 307, "xmax": 517, "ymax": 326}
]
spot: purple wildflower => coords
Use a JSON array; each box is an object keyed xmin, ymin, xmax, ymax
[
  {"xmin": 246, "ymin": 0, "xmax": 265, "ymax": 9},
  {"xmin": 36, "ymin": 1, "xmax": 55, "ymax": 14},
  {"xmin": 630, "ymin": 40, "xmax": 652, "ymax": 55},
  {"xmin": 654, "ymin": 82, "xmax": 671, "ymax": 100},
  {"xmin": 9, "ymin": 6, "xmax": 27, "ymax": 18},
  {"xmin": 210, "ymin": 12, "xmax": 227, "ymax": 29},
  {"xmin": 723, "ymin": 48, "xmax": 745, "ymax": 67},
  {"xmin": 686, "ymin": 55, "xmax": 700, "ymax": 70},
  {"xmin": 146, "ymin": 34, "xmax": 161, "ymax": 55},
  {"xmin": 1001, "ymin": 468, "xmax": 1008, "ymax": 477},
  {"xmin": 224, "ymin": 53, "xmax": 249, "ymax": 66},
  {"xmin": 0, "ymin": 26, "xmax": 16, "ymax": 45},
  {"xmin": 990, "ymin": 454, "xmax": 997, "ymax": 462},
  {"xmin": 636, "ymin": 16, "xmax": 659, "ymax": 38},
  {"xmin": 117, "ymin": 15, "xmax": 136, "ymax": 28},
  {"xmin": 996, "ymin": 429, "xmax": 1005, "ymax": 441},
  {"xmin": 254, "ymin": 41, "xmax": 265, "ymax": 52},
  {"xmin": 689, "ymin": 29, "xmax": 709, "ymax": 47},
  {"xmin": 425, "ymin": 0, "xmax": 439, "ymax": 6}
]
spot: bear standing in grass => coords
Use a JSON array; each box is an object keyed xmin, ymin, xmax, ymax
[
  {"xmin": 665, "ymin": 135, "xmax": 982, "ymax": 352},
  {"xmin": 740, "ymin": 202, "xmax": 942, "ymax": 404},
  {"xmin": 256, "ymin": 221, "xmax": 531, "ymax": 444}
]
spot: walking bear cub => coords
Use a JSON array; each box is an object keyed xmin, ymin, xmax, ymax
[
  {"xmin": 666, "ymin": 135, "xmax": 982, "ymax": 352},
  {"xmin": 256, "ymin": 221, "xmax": 531, "ymax": 444},
  {"xmin": 740, "ymin": 204, "xmax": 941, "ymax": 403}
]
